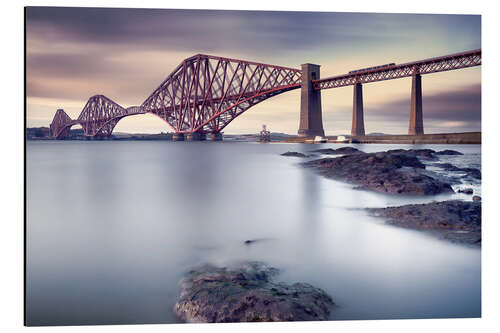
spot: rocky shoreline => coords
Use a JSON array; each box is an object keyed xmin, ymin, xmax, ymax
[
  {"xmin": 174, "ymin": 261, "xmax": 335, "ymax": 323},
  {"xmin": 173, "ymin": 147, "xmax": 481, "ymax": 323},
  {"xmin": 367, "ymin": 200, "xmax": 481, "ymax": 247},
  {"xmin": 301, "ymin": 148, "xmax": 457, "ymax": 195},
  {"xmin": 283, "ymin": 147, "xmax": 482, "ymax": 246}
]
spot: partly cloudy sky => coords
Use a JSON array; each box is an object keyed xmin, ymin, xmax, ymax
[{"xmin": 26, "ymin": 7, "xmax": 481, "ymax": 134}]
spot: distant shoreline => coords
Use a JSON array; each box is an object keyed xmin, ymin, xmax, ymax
[
  {"xmin": 26, "ymin": 129, "xmax": 481, "ymax": 144},
  {"xmin": 286, "ymin": 132, "xmax": 481, "ymax": 144}
]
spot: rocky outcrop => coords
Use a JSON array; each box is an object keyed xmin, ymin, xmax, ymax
[
  {"xmin": 367, "ymin": 200, "xmax": 481, "ymax": 246},
  {"xmin": 386, "ymin": 148, "xmax": 437, "ymax": 160},
  {"xmin": 433, "ymin": 163, "xmax": 481, "ymax": 180},
  {"xmin": 310, "ymin": 147, "xmax": 363, "ymax": 155},
  {"xmin": 435, "ymin": 149, "xmax": 464, "ymax": 155},
  {"xmin": 174, "ymin": 261, "xmax": 335, "ymax": 323},
  {"xmin": 281, "ymin": 151, "xmax": 308, "ymax": 158},
  {"xmin": 303, "ymin": 149, "xmax": 454, "ymax": 195}
]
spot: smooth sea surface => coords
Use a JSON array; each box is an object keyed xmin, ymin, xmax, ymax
[{"xmin": 26, "ymin": 141, "xmax": 481, "ymax": 325}]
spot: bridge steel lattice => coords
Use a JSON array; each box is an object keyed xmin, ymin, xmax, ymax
[
  {"xmin": 49, "ymin": 108, "xmax": 74, "ymax": 138},
  {"xmin": 49, "ymin": 49, "xmax": 481, "ymax": 139},
  {"xmin": 50, "ymin": 95, "xmax": 146, "ymax": 138},
  {"xmin": 141, "ymin": 54, "xmax": 302, "ymax": 136},
  {"xmin": 313, "ymin": 49, "xmax": 481, "ymax": 136},
  {"xmin": 314, "ymin": 49, "xmax": 481, "ymax": 89}
]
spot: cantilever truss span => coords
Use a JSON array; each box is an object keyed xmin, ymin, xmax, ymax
[
  {"xmin": 50, "ymin": 54, "xmax": 302, "ymax": 138},
  {"xmin": 50, "ymin": 95, "xmax": 145, "ymax": 138},
  {"xmin": 49, "ymin": 49, "xmax": 481, "ymax": 138},
  {"xmin": 141, "ymin": 54, "xmax": 302, "ymax": 133}
]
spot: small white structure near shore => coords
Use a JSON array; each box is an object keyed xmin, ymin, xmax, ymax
[
  {"xmin": 336, "ymin": 135, "xmax": 348, "ymax": 143},
  {"xmin": 314, "ymin": 136, "xmax": 327, "ymax": 143}
]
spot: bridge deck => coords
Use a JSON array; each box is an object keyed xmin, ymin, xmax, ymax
[{"xmin": 314, "ymin": 49, "xmax": 481, "ymax": 90}]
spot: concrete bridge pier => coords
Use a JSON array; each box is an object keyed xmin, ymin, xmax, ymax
[
  {"xmin": 409, "ymin": 74, "xmax": 424, "ymax": 135},
  {"xmin": 186, "ymin": 132, "xmax": 207, "ymax": 141},
  {"xmin": 351, "ymin": 83, "xmax": 365, "ymax": 136},
  {"xmin": 207, "ymin": 132, "xmax": 223, "ymax": 141},
  {"xmin": 172, "ymin": 133, "xmax": 185, "ymax": 141},
  {"xmin": 298, "ymin": 63, "xmax": 325, "ymax": 137}
]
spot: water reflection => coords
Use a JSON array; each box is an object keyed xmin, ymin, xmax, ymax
[{"xmin": 26, "ymin": 141, "xmax": 481, "ymax": 325}]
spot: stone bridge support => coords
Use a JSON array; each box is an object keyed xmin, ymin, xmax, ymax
[
  {"xmin": 207, "ymin": 132, "xmax": 223, "ymax": 141},
  {"xmin": 172, "ymin": 133, "xmax": 185, "ymax": 141},
  {"xmin": 351, "ymin": 83, "xmax": 365, "ymax": 136},
  {"xmin": 409, "ymin": 74, "xmax": 424, "ymax": 135},
  {"xmin": 298, "ymin": 63, "xmax": 325, "ymax": 137},
  {"xmin": 186, "ymin": 132, "xmax": 207, "ymax": 141}
]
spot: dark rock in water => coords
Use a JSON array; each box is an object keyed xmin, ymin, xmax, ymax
[
  {"xmin": 174, "ymin": 261, "xmax": 335, "ymax": 323},
  {"xmin": 436, "ymin": 149, "xmax": 464, "ymax": 155},
  {"xmin": 310, "ymin": 147, "xmax": 363, "ymax": 155},
  {"xmin": 309, "ymin": 148, "xmax": 337, "ymax": 154},
  {"xmin": 434, "ymin": 163, "xmax": 481, "ymax": 180},
  {"xmin": 421, "ymin": 169, "xmax": 463, "ymax": 186},
  {"xmin": 435, "ymin": 162, "xmax": 461, "ymax": 171},
  {"xmin": 387, "ymin": 149, "xmax": 438, "ymax": 160},
  {"xmin": 473, "ymin": 195, "xmax": 481, "ymax": 201},
  {"xmin": 244, "ymin": 238, "xmax": 273, "ymax": 245},
  {"xmin": 462, "ymin": 168, "xmax": 482, "ymax": 180},
  {"xmin": 281, "ymin": 151, "xmax": 308, "ymax": 158},
  {"xmin": 367, "ymin": 200, "xmax": 481, "ymax": 246},
  {"xmin": 458, "ymin": 188, "xmax": 474, "ymax": 195},
  {"xmin": 335, "ymin": 146, "xmax": 362, "ymax": 154},
  {"xmin": 303, "ymin": 150, "xmax": 453, "ymax": 195}
]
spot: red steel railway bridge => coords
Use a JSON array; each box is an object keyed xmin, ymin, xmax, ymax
[{"xmin": 49, "ymin": 49, "xmax": 481, "ymax": 140}]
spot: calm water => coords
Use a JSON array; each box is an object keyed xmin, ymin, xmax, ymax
[{"xmin": 26, "ymin": 141, "xmax": 481, "ymax": 325}]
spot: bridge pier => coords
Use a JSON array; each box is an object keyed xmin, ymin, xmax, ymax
[
  {"xmin": 207, "ymin": 132, "xmax": 223, "ymax": 141},
  {"xmin": 409, "ymin": 74, "xmax": 424, "ymax": 135},
  {"xmin": 172, "ymin": 133, "xmax": 185, "ymax": 141},
  {"xmin": 351, "ymin": 83, "xmax": 365, "ymax": 136},
  {"xmin": 186, "ymin": 132, "xmax": 207, "ymax": 141},
  {"xmin": 298, "ymin": 63, "xmax": 325, "ymax": 137}
]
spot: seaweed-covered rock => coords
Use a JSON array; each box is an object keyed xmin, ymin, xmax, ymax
[
  {"xmin": 174, "ymin": 261, "xmax": 335, "ymax": 323},
  {"xmin": 303, "ymin": 150, "xmax": 453, "ymax": 195},
  {"xmin": 367, "ymin": 200, "xmax": 481, "ymax": 246}
]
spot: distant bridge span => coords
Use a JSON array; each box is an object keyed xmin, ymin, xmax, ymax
[
  {"xmin": 50, "ymin": 49, "xmax": 481, "ymax": 140},
  {"xmin": 50, "ymin": 96, "xmax": 146, "ymax": 138}
]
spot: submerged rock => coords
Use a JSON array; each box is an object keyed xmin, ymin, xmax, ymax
[
  {"xmin": 367, "ymin": 200, "xmax": 481, "ymax": 246},
  {"xmin": 303, "ymin": 150, "xmax": 453, "ymax": 195},
  {"xmin": 433, "ymin": 163, "xmax": 481, "ymax": 180},
  {"xmin": 243, "ymin": 238, "xmax": 272, "ymax": 245},
  {"xmin": 310, "ymin": 147, "xmax": 363, "ymax": 155},
  {"xmin": 281, "ymin": 151, "xmax": 308, "ymax": 158},
  {"xmin": 436, "ymin": 149, "xmax": 464, "ymax": 155},
  {"xmin": 174, "ymin": 261, "xmax": 335, "ymax": 323}
]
